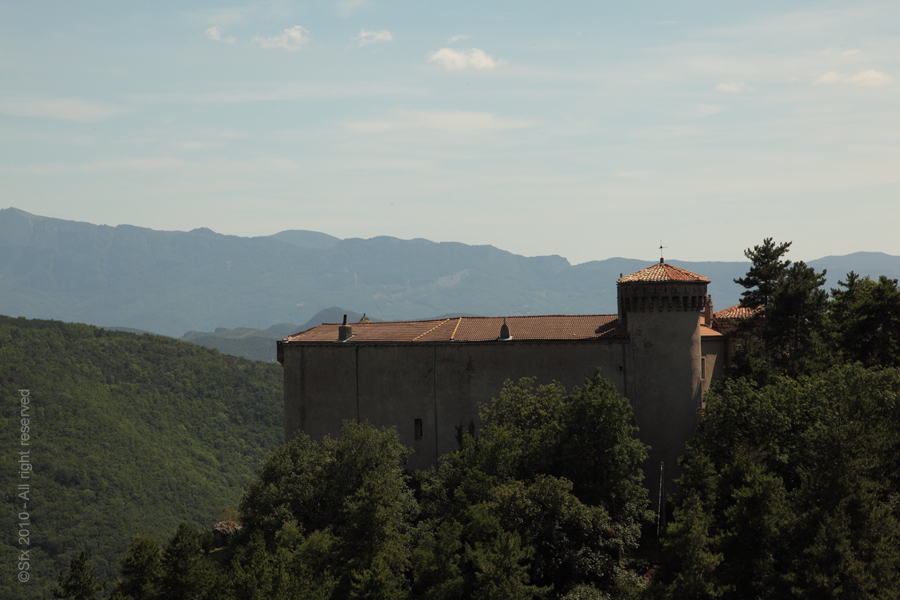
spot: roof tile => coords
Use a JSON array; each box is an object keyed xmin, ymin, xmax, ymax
[
  {"xmin": 284, "ymin": 314, "xmax": 627, "ymax": 344},
  {"xmin": 714, "ymin": 304, "xmax": 762, "ymax": 320},
  {"xmin": 618, "ymin": 261, "xmax": 710, "ymax": 284},
  {"xmin": 700, "ymin": 325, "xmax": 722, "ymax": 337}
]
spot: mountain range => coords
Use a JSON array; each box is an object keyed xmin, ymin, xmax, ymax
[{"xmin": 2, "ymin": 207, "xmax": 898, "ymax": 341}]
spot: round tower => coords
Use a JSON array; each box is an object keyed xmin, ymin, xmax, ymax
[{"xmin": 617, "ymin": 259, "xmax": 710, "ymax": 503}]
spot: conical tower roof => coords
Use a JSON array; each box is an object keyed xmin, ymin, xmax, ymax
[{"xmin": 617, "ymin": 259, "xmax": 710, "ymax": 284}]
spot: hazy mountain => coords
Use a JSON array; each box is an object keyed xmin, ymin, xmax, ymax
[
  {"xmin": 179, "ymin": 308, "xmax": 379, "ymax": 361},
  {"xmin": 2, "ymin": 207, "xmax": 898, "ymax": 338},
  {"xmin": 267, "ymin": 229, "xmax": 341, "ymax": 249}
]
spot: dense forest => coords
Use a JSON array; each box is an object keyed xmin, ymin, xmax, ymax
[
  {"xmin": 0, "ymin": 318, "xmax": 283, "ymax": 600},
  {"xmin": 21, "ymin": 238, "xmax": 900, "ymax": 599},
  {"xmin": 55, "ymin": 374, "xmax": 652, "ymax": 600},
  {"xmin": 662, "ymin": 239, "xmax": 900, "ymax": 598}
]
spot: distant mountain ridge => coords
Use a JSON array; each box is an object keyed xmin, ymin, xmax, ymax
[
  {"xmin": 182, "ymin": 307, "xmax": 378, "ymax": 361},
  {"xmin": 2, "ymin": 207, "xmax": 898, "ymax": 337}
]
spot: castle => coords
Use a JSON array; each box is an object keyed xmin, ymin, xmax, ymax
[{"xmin": 278, "ymin": 259, "xmax": 734, "ymax": 498}]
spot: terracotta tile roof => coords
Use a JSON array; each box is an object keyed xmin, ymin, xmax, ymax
[
  {"xmin": 284, "ymin": 314, "xmax": 626, "ymax": 344},
  {"xmin": 618, "ymin": 261, "xmax": 710, "ymax": 284},
  {"xmin": 700, "ymin": 325, "xmax": 722, "ymax": 337},
  {"xmin": 714, "ymin": 304, "xmax": 762, "ymax": 320}
]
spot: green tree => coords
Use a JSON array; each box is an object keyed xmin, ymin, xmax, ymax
[
  {"xmin": 238, "ymin": 421, "xmax": 416, "ymax": 600},
  {"xmin": 110, "ymin": 536, "xmax": 163, "ymax": 600},
  {"xmin": 765, "ymin": 260, "xmax": 830, "ymax": 377},
  {"xmin": 158, "ymin": 524, "xmax": 222, "ymax": 600},
  {"xmin": 462, "ymin": 503, "xmax": 545, "ymax": 600},
  {"xmin": 416, "ymin": 371, "xmax": 650, "ymax": 599},
  {"xmin": 729, "ymin": 239, "xmax": 830, "ymax": 383},
  {"xmin": 830, "ymin": 272, "xmax": 900, "ymax": 368},
  {"xmin": 52, "ymin": 551, "xmax": 108, "ymax": 600},
  {"xmin": 663, "ymin": 495, "xmax": 724, "ymax": 599},
  {"xmin": 663, "ymin": 364, "xmax": 900, "ymax": 599},
  {"xmin": 228, "ymin": 528, "xmax": 299, "ymax": 600},
  {"xmin": 734, "ymin": 237, "xmax": 792, "ymax": 309}
]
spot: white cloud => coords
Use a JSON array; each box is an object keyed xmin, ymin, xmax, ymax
[
  {"xmin": 253, "ymin": 26, "xmax": 310, "ymax": 50},
  {"xmin": 354, "ymin": 29, "xmax": 393, "ymax": 46},
  {"xmin": 448, "ymin": 34, "xmax": 471, "ymax": 43},
  {"xmin": 205, "ymin": 26, "xmax": 235, "ymax": 44},
  {"xmin": 715, "ymin": 81, "xmax": 753, "ymax": 93},
  {"xmin": 345, "ymin": 109, "xmax": 534, "ymax": 134},
  {"xmin": 338, "ymin": 0, "xmax": 369, "ymax": 16},
  {"xmin": 842, "ymin": 48, "xmax": 861, "ymax": 56},
  {"xmin": 0, "ymin": 95, "xmax": 121, "ymax": 121},
  {"xmin": 686, "ymin": 104, "xmax": 722, "ymax": 118},
  {"xmin": 848, "ymin": 70, "xmax": 894, "ymax": 86},
  {"xmin": 815, "ymin": 69, "xmax": 894, "ymax": 86},
  {"xmin": 427, "ymin": 48, "xmax": 504, "ymax": 70},
  {"xmin": 815, "ymin": 71, "xmax": 842, "ymax": 84}
]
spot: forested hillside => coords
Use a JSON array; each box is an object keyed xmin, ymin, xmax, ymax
[
  {"xmin": 59, "ymin": 373, "xmax": 654, "ymax": 600},
  {"xmin": 0, "ymin": 316, "xmax": 283, "ymax": 600}
]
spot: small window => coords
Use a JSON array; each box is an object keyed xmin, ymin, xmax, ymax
[
  {"xmin": 701, "ymin": 357, "xmax": 707, "ymax": 380},
  {"xmin": 414, "ymin": 418, "xmax": 423, "ymax": 440}
]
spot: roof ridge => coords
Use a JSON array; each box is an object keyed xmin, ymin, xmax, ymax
[
  {"xmin": 284, "ymin": 314, "xmax": 627, "ymax": 343},
  {"xmin": 413, "ymin": 319, "xmax": 450, "ymax": 341},
  {"xmin": 449, "ymin": 317, "xmax": 462, "ymax": 341},
  {"xmin": 446, "ymin": 314, "xmax": 612, "ymax": 319},
  {"xmin": 323, "ymin": 314, "xmax": 616, "ymax": 324},
  {"xmin": 320, "ymin": 317, "xmax": 448, "ymax": 326}
]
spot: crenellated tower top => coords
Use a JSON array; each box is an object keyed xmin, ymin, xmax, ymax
[{"xmin": 616, "ymin": 259, "xmax": 710, "ymax": 322}]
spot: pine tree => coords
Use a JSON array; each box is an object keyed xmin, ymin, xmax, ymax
[
  {"xmin": 111, "ymin": 536, "xmax": 163, "ymax": 600},
  {"xmin": 765, "ymin": 260, "xmax": 830, "ymax": 377},
  {"xmin": 729, "ymin": 239, "xmax": 830, "ymax": 382},
  {"xmin": 830, "ymin": 272, "xmax": 900, "ymax": 367},
  {"xmin": 52, "ymin": 551, "xmax": 108, "ymax": 600},
  {"xmin": 734, "ymin": 238, "xmax": 792, "ymax": 309}
]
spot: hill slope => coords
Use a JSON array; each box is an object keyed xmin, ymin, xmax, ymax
[{"xmin": 0, "ymin": 315, "xmax": 283, "ymax": 599}]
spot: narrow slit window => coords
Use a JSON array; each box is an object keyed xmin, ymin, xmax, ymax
[
  {"xmin": 701, "ymin": 357, "xmax": 707, "ymax": 380},
  {"xmin": 414, "ymin": 418, "xmax": 423, "ymax": 440}
]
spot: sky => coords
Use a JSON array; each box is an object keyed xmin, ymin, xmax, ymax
[{"xmin": 1, "ymin": 1, "xmax": 898, "ymax": 265}]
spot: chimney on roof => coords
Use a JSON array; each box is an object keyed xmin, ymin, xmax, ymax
[
  {"xmin": 660, "ymin": 257, "xmax": 664, "ymax": 264},
  {"xmin": 703, "ymin": 295, "xmax": 713, "ymax": 327},
  {"xmin": 498, "ymin": 317, "xmax": 511, "ymax": 341},
  {"xmin": 338, "ymin": 314, "xmax": 353, "ymax": 341}
]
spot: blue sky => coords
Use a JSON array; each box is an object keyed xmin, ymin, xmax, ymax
[{"xmin": 1, "ymin": 1, "xmax": 898, "ymax": 264}]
